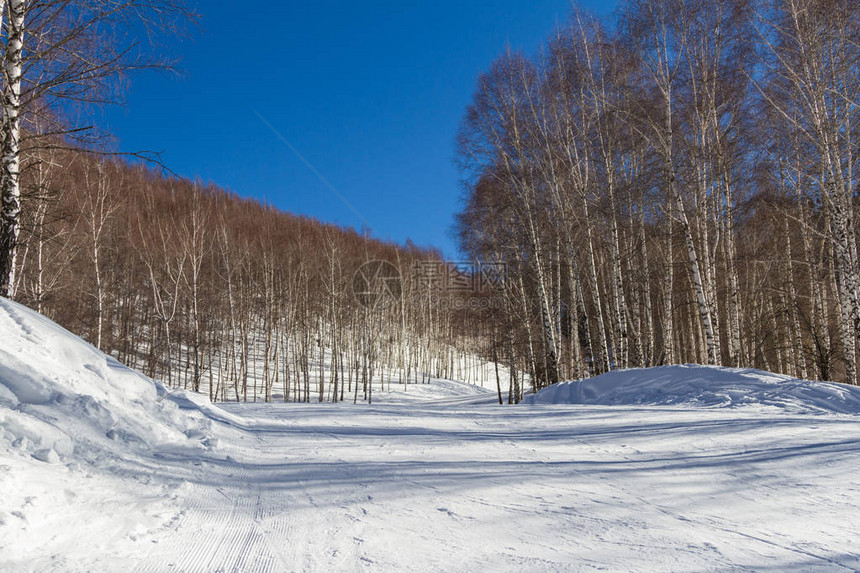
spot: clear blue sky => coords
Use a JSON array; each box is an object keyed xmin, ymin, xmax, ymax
[{"xmin": 104, "ymin": 1, "xmax": 618, "ymax": 258}]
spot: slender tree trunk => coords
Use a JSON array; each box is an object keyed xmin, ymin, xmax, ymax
[
  {"xmin": 662, "ymin": 219, "xmax": 675, "ymax": 364},
  {"xmin": 0, "ymin": 0, "xmax": 24, "ymax": 298}
]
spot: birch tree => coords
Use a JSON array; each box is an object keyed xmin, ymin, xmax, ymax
[{"xmin": 0, "ymin": 0, "xmax": 193, "ymax": 298}]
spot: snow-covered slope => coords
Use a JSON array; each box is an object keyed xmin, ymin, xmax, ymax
[
  {"xmin": 0, "ymin": 297, "xmax": 215, "ymax": 464},
  {"xmin": 0, "ymin": 297, "xmax": 228, "ymax": 568},
  {"xmin": 524, "ymin": 364, "xmax": 860, "ymax": 414},
  {"xmin": 3, "ymin": 299, "xmax": 860, "ymax": 572}
]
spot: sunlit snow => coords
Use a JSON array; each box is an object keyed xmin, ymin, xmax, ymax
[{"xmin": 2, "ymin": 298, "xmax": 860, "ymax": 572}]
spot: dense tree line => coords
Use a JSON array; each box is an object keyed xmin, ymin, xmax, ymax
[
  {"xmin": 10, "ymin": 150, "xmax": 500, "ymax": 402},
  {"xmin": 457, "ymin": 0, "xmax": 859, "ymax": 397}
]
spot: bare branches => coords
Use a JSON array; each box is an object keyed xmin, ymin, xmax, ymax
[
  {"xmin": 457, "ymin": 0, "xmax": 860, "ymax": 384},
  {"xmin": 0, "ymin": 0, "xmax": 196, "ymax": 295}
]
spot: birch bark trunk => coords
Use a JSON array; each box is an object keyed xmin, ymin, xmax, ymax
[{"xmin": 0, "ymin": 0, "xmax": 24, "ymax": 298}]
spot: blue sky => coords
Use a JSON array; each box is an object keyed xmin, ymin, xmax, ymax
[{"xmin": 104, "ymin": 1, "xmax": 618, "ymax": 258}]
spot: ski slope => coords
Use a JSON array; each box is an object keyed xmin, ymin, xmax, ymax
[{"xmin": 2, "ymin": 297, "xmax": 860, "ymax": 571}]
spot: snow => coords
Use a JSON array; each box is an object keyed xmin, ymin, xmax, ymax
[
  {"xmin": 524, "ymin": 364, "xmax": 860, "ymax": 414},
  {"xmin": 0, "ymin": 297, "xmax": 216, "ymax": 461},
  {"xmin": 2, "ymin": 297, "xmax": 860, "ymax": 571}
]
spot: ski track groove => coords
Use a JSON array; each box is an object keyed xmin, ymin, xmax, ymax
[
  {"xmin": 133, "ymin": 454, "xmax": 289, "ymax": 573},
  {"xmin": 119, "ymin": 387, "xmax": 860, "ymax": 572}
]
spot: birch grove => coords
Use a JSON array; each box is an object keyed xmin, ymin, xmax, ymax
[
  {"xmin": 8, "ymin": 149, "xmax": 503, "ymax": 402},
  {"xmin": 457, "ymin": 0, "xmax": 860, "ymax": 388}
]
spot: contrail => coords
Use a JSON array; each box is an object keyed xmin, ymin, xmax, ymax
[{"xmin": 251, "ymin": 108, "xmax": 371, "ymax": 231}]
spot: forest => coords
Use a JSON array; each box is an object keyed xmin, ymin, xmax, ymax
[
  {"xmin": 0, "ymin": 0, "xmax": 858, "ymax": 404},
  {"xmin": 9, "ymin": 152, "xmax": 494, "ymax": 403},
  {"xmin": 457, "ymin": 0, "xmax": 860, "ymax": 394}
]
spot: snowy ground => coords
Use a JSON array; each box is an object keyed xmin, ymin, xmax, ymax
[{"xmin": 3, "ymin": 298, "xmax": 860, "ymax": 572}]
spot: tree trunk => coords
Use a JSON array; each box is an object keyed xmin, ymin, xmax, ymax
[{"xmin": 0, "ymin": 0, "xmax": 24, "ymax": 298}]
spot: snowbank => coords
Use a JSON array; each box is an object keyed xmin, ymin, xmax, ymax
[
  {"xmin": 0, "ymin": 297, "xmax": 242, "ymax": 569},
  {"xmin": 524, "ymin": 364, "xmax": 860, "ymax": 414},
  {"xmin": 0, "ymin": 297, "xmax": 215, "ymax": 465}
]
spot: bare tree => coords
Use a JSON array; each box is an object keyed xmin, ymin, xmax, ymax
[{"xmin": 0, "ymin": 0, "xmax": 194, "ymax": 297}]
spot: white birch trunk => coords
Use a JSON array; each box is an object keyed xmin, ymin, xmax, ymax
[
  {"xmin": 662, "ymin": 218, "xmax": 675, "ymax": 364},
  {"xmin": 674, "ymin": 189, "xmax": 719, "ymax": 365},
  {"xmin": 0, "ymin": 0, "xmax": 24, "ymax": 298}
]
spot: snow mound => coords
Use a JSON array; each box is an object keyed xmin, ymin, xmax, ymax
[
  {"xmin": 0, "ymin": 297, "xmax": 215, "ymax": 465},
  {"xmin": 524, "ymin": 364, "xmax": 860, "ymax": 414}
]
